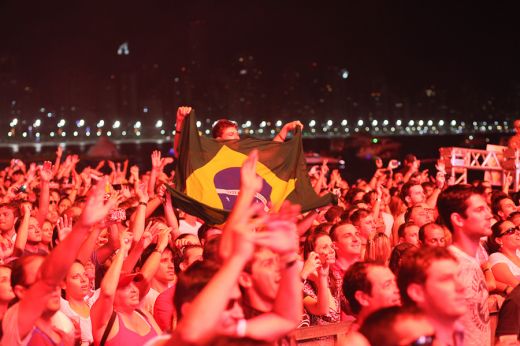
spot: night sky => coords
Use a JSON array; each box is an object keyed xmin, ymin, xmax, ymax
[{"xmin": 1, "ymin": 1, "xmax": 520, "ymax": 121}]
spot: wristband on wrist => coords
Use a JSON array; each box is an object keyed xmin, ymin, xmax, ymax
[
  {"xmin": 139, "ymin": 201, "xmax": 147, "ymax": 207},
  {"xmin": 236, "ymin": 319, "xmax": 247, "ymax": 338}
]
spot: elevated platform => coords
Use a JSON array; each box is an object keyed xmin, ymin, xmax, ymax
[{"xmin": 439, "ymin": 146, "xmax": 520, "ymax": 192}]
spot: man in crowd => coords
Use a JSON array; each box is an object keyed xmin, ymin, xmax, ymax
[
  {"xmin": 342, "ymin": 261, "xmax": 401, "ymax": 328},
  {"xmin": 397, "ymin": 246, "xmax": 465, "ymax": 345},
  {"xmin": 437, "ymin": 184, "xmax": 492, "ymax": 346},
  {"xmin": 492, "ymin": 194, "xmax": 518, "ymax": 221},
  {"xmin": 419, "ymin": 222, "xmax": 447, "ymax": 248}
]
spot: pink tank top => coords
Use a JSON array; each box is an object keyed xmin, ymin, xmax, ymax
[{"xmin": 105, "ymin": 310, "xmax": 158, "ymax": 346}]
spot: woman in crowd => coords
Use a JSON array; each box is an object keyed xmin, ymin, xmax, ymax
[
  {"xmin": 302, "ymin": 231, "xmax": 341, "ymax": 326},
  {"xmin": 488, "ymin": 219, "xmax": 520, "ymax": 289},
  {"xmin": 60, "ymin": 260, "xmax": 93, "ymax": 346},
  {"xmin": 91, "ymin": 231, "xmax": 162, "ymax": 345}
]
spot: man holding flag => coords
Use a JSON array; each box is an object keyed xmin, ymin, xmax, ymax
[{"xmin": 168, "ymin": 106, "xmax": 334, "ymax": 225}]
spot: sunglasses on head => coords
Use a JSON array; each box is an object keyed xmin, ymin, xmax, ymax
[{"xmin": 499, "ymin": 226, "xmax": 520, "ymax": 237}]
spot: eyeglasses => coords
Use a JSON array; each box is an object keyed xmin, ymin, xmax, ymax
[
  {"xmin": 406, "ymin": 334, "xmax": 435, "ymax": 346},
  {"xmin": 49, "ymin": 200, "xmax": 58, "ymax": 205},
  {"xmin": 499, "ymin": 226, "xmax": 520, "ymax": 237}
]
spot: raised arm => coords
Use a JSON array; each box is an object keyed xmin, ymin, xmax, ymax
[
  {"xmin": 90, "ymin": 231, "xmax": 132, "ymax": 343},
  {"xmin": 273, "ymin": 121, "xmax": 303, "ymax": 142},
  {"xmin": 13, "ymin": 203, "xmax": 31, "ymax": 255},
  {"xmin": 220, "ymin": 150, "xmax": 263, "ymax": 259},
  {"xmin": 173, "ymin": 106, "xmax": 192, "ymax": 158},
  {"xmin": 170, "ymin": 210, "xmax": 256, "ymax": 345},
  {"xmin": 16, "ymin": 177, "xmax": 116, "ymax": 339},
  {"xmin": 37, "ymin": 161, "xmax": 53, "ymax": 227}
]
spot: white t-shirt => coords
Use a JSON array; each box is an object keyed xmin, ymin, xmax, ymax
[
  {"xmin": 448, "ymin": 245, "xmax": 491, "ymax": 346},
  {"xmin": 178, "ymin": 220, "xmax": 202, "ymax": 236},
  {"xmin": 489, "ymin": 252, "xmax": 520, "ymax": 280},
  {"xmin": 60, "ymin": 297, "xmax": 93, "ymax": 345}
]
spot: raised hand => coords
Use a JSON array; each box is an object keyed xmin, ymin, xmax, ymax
[
  {"xmin": 107, "ymin": 160, "xmax": 116, "ymax": 172},
  {"xmin": 301, "ymin": 251, "xmax": 321, "ymax": 280},
  {"xmin": 130, "ymin": 165, "xmax": 139, "ymax": 178},
  {"xmin": 254, "ymin": 219, "xmax": 299, "ymax": 255},
  {"xmin": 135, "ymin": 180, "xmax": 149, "ymax": 202},
  {"xmin": 57, "ymin": 214, "xmax": 73, "ymax": 241},
  {"xmin": 78, "ymin": 177, "xmax": 118, "ymax": 228},
  {"xmin": 283, "ymin": 120, "xmax": 303, "ymax": 132},
  {"xmin": 240, "ymin": 149, "xmax": 263, "ymax": 193},
  {"xmin": 375, "ymin": 157, "xmax": 383, "ymax": 169},
  {"xmin": 387, "ymin": 159, "xmax": 400, "ymax": 170},
  {"xmin": 176, "ymin": 106, "xmax": 192, "ymax": 124},
  {"xmin": 435, "ymin": 160, "xmax": 446, "ymax": 174},
  {"xmin": 151, "ymin": 150, "xmax": 162, "ymax": 170},
  {"xmin": 39, "ymin": 161, "xmax": 54, "ymax": 182},
  {"xmin": 119, "ymin": 230, "xmax": 133, "ymax": 254}
]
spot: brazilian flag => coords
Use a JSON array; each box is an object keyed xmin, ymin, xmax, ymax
[{"xmin": 167, "ymin": 111, "xmax": 334, "ymax": 225}]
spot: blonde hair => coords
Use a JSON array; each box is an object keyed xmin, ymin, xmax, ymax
[{"xmin": 365, "ymin": 232, "xmax": 392, "ymax": 265}]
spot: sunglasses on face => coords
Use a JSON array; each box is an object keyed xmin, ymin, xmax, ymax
[
  {"xmin": 499, "ymin": 226, "xmax": 520, "ymax": 237},
  {"xmin": 49, "ymin": 200, "xmax": 58, "ymax": 204}
]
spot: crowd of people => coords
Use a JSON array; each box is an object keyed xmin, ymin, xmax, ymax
[{"xmin": 0, "ymin": 109, "xmax": 519, "ymax": 346}]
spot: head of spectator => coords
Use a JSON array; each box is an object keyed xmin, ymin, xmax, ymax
[
  {"xmin": 197, "ymin": 224, "xmax": 222, "ymax": 246},
  {"xmin": 0, "ymin": 203, "xmax": 19, "ymax": 237},
  {"xmin": 475, "ymin": 180, "xmax": 493, "ymax": 205},
  {"xmin": 422, "ymin": 181, "xmax": 435, "ymax": 199},
  {"xmin": 492, "ymin": 194, "xmax": 517, "ymax": 221},
  {"xmin": 304, "ymin": 231, "xmax": 335, "ymax": 268},
  {"xmin": 212, "ymin": 119, "xmax": 240, "ymax": 140},
  {"xmin": 173, "ymin": 243, "xmax": 203, "ymax": 274},
  {"xmin": 419, "ymin": 222, "xmax": 446, "ymax": 248},
  {"xmin": 313, "ymin": 222, "xmax": 334, "ymax": 235},
  {"xmin": 324, "ymin": 206, "xmax": 344, "ymax": 224},
  {"xmin": 57, "ymin": 197, "xmax": 72, "ymax": 215},
  {"xmin": 397, "ymin": 247, "xmax": 464, "ymax": 345},
  {"xmin": 0, "ymin": 265, "xmax": 14, "ymax": 319},
  {"xmin": 509, "ymin": 211, "xmax": 520, "ymax": 227},
  {"xmin": 365, "ymin": 232, "xmax": 392, "ymax": 265},
  {"xmin": 350, "ymin": 209, "xmax": 375, "ymax": 243},
  {"xmin": 404, "ymin": 204, "xmax": 433, "ymax": 228},
  {"xmin": 397, "ymin": 222, "xmax": 420, "ymax": 247},
  {"xmin": 342, "ymin": 261, "xmax": 401, "ymax": 324},
  {"xmin": 11, "ymin": 254, "xmax": 61, "ymax": 313},
  {"xmin": 359, "ymin": 306, "xmax": 435, "ymax": 346},
  {"xmin": 330, "ymin": 222, "xmax": 361, "ymax": 271},
  {"xmin": 48, "ymin": 190, "xmax": 61, "ymax": 212},
  {"xmin": 487, "ymin": 220, "xmax": 520, "ymax": 255},
  {"xmin": 62, "ymin": 260, "xmax": 89, "ymax": 302},
  {"xmin": 389, "ymin": 242, "xmax": 418, "ymax": 274},
  {"xmin": 437, "ymin": 184, "xmax": 493, "ymax": 249},
  {"xmin": 239, "ymin": 246, "xmax": 283, "ymax": 312},
  {"xmin": 174, "ymin": 261, "xmax": 244, "ymax": 339},
  {"xmin": 345, "ymin": 188, "xmax": 366, "ymax": 206},
  {"xmin": 41, "ymin": 220, "xmax": 54, "ymax": 250},
  {"xmin": 400, "ymin": 182, "xmax": 425, "ymax": 207}
]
